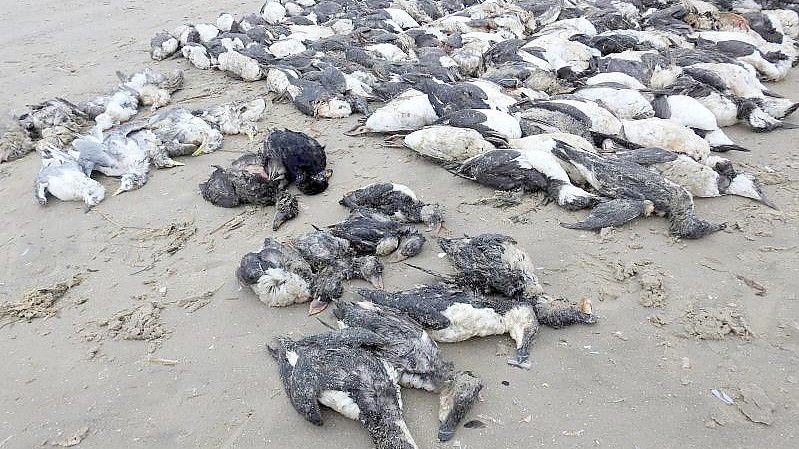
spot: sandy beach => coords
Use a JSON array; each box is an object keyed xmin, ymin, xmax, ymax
[{"xmin": 1, "ymin": 1, "xmax": 798, "ymax": 448}]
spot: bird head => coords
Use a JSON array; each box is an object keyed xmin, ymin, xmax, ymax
[
  {"xmin": 296, "ymin": 169, "xmax": 332, "ymax": 195},
  {"xmin": 420, "ymin": 204, "xmax": 445, "ymax": 235},
  {"xmin": 387, "ymin": 233, "xmax": 426, "ymax": 263},
  {"xmin": 353, "ymin": 256, "xmax": 384, "ymax": 289},
  {"xmin": 438, "ymin": 371, "xmax": 484, "ymax": 442},
  {"xmin": 272, "ymin": 191, "xmax": 299, "ymax": 231},
  {"xmin": 308, "ymin": 269, "xmax": 345, "ymax": 316},
  {"xmin": 83, "ymin": 184, "xmax": 106, "ymax": 210},
  {"xmin": 114, "ymin": 172, "xmax": 148, "ymax": 196}
]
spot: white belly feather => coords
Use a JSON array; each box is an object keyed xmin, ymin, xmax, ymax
[{"xmin": 319, "ymin": 390, "xmax": 361, "ymax": 420}]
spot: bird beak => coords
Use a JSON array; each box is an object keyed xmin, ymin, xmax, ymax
[
  {"xmin": 112, "ymin": 188, "xmax": 124, "ymax": 197},
  {"xmin": 272, "ymin": 211, "xmax": 292, "ymax": 231},
  {"xmin": 368, "ymin": 274, "xmax": 384, "ymax": 289},
  {"xmin": 428, "ymin": 221, "xmax": 444, "ymax": 236},
  {"xmin": 169, "ymin": 160, "xmax": 186, "ymax": 167},
  {"xmin": 191, "ymin": 143, "xmax": 207, "ymax": 157},
  {"xmin": 308, "ymin": 298, "xmax": 329, "ymax": 316}
]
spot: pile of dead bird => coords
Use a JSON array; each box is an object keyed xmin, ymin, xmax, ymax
[
  {"xmin": 0, "ymin": 67, "xmax": 274, "ymax": 208},
  {"xmin": 149, "ymin": 0, "xmax": 798, "ymax": 239},
  {"xmin": 235, "ymin": 180, "xmax": 596, "ymax": 445}
]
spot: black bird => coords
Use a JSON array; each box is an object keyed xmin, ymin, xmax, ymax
[
  {"xmin": 333, "ymin": 301, "xmax": 483, "ymax": 442},
  {"xmin": 267, "ymin": 329, "xmax": 419, "ymax": 449},
  {"xmin": 328, "ymin": 209, "xmax": 426, "ymax": 262},
  {"xmin": 357, "ymin": 284, "xmax": 596, "ymax": 369},
  {"xmin": 264, "ymin": 129, "xmax": 332, "ymax": 195},
  {"xmin": 340, "ymin": 183, "xmax": 444, "ymax": 234}
]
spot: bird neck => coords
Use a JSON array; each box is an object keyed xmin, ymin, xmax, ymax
[{"xmin": 367, "ymin": 417, "xmax": 419, "ymax": 449}]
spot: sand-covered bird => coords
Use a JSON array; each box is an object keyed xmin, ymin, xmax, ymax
[
  {"xmin": 70, "ymin": 125, "xmax": 152, "ymax": 196},
  {"xmin": 193, "ymin": 98, "xmax": 266, "ymax": 139},
  {"xmin": 291, "ymin": 230, "xmax": 385, "ymax": 314},
  {"xmin": 117, "ymin": 68, "xmax": 184, "ymax": 111},
  {"xmin": 18, "ymin": 98, "xmax": 90, "ymax": 147},
  {"xmin": 80, "ymin": 88, "xmax": 140, "ymax": 131},
  {"xmin": 1, "ymin": 119, "xmax": 34, "ymax": 163},
  {"xmin": 328, "ymin": 208, "xmax": 426, "ymax": 262},
  {"xmin": 437, "ymin": 234, "xmax": 544, "ymax": 299}
]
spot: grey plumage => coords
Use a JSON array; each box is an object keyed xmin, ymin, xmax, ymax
[
  {"xmin": 273, "ymin": 190, "xmax": 299, "ymax": 230},
  {"xmin": 357, "ymin": 284, "xmax": 596, "ymax": 369},
  {"xmin": 291, "ymin": 230, "xmax": 384, "ymax": 314},
  {"xmin": 328, "ymin": 208, "xmax": 426, "ymax": 261},
  {"xmin": 333, "ymin": 301, "xmax": 482, "ymax": 442},
  {"xmin": 267, "ymin": 329, "xmax": 418, "ymax": 449},
  {"xmin": 560, "ymin": 198, "xmax": 655, "ymax": 230},
  {"xmin": 552, "ymin": 145, "xmax": 726, "ymax": 239},
  {"xmin": 340, "ymin": 183, "xmax": 444, "ymax": 233},
  {"xmin": 438, "ymin": 234, "xmax": 543, "ymax": 299}
]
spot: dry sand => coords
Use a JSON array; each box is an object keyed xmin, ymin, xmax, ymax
[{"xmin": 1, "ymin": 1, "xmax": 798, "ymax": 448}]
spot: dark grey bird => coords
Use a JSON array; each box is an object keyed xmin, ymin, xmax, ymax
[
  {"xmin": 267, "ymin": 329, "xmax": 419, "ymax": 449},
  {"xmin": 199, "ymin": 152, "xmax": 283, "ymax": 207},
  {"xmin": 435, "ymin": 108, "xmax": 522, "ymax": 139},
  {"xmin": 357, "ymin": 284, "xmax": 596, "ymax": 369},
  {"xmin": 199, "ymin": 165, "xmax": 240, "ymax": 208},
  {"xmin": 552, "ymin": 145, "xmax": 726, "ymax": 239},
  {"xmin": 402, "ymin": 75, "xmax": 490, "ymax": 117},
  {"xmin": 437, "ymin": 234, "xmax": 544, "ymax": 299},
  {"xmin": 455, "ymin": 149, "xmax": 549, "ymax": 192},
  {"xmin": 290, "ymin": 230, "xmax": 385, "ymax": 315},
  {"xmin": 340, "ymin": 183, "xmax": 444, "ymax": 234},
  {"xmin": 328, "ymin": 208, "xmax": 426, "ymax": 262},
  {"xmin": 236, "ymin": 238, "xmax": 314, "ymax": 307},
  {"xmin": 333, "ymin": 301, "xmax": 483, "ymax": 442},
  {"xmin": 263, "ymin": 129, "xmax": 332, "ymax": 195}
]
